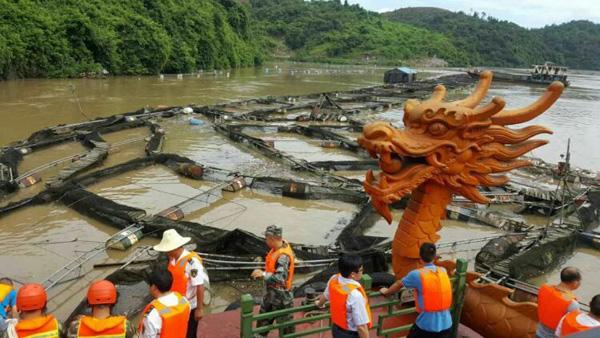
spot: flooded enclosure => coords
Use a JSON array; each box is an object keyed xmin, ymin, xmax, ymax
[
  {"xmin": 187, "ymin": 189, "xmax": 358, "ymax": 245},
  {"xmin": 1, "ymin": 62, "xmax": 600, "ymax": 325}
]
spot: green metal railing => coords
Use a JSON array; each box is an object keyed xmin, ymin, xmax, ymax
[{"xmin": 240, "ymin": 258, "xmax": 468, "ymax": 338}]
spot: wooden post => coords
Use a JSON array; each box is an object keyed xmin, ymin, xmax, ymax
[
  {"xmin": 451, "ymin": 259, "xmax": 468, "ymax": 338},
  {"xmin": 240, "ymin": 294, "xmax": 254, "ymax": 338}
]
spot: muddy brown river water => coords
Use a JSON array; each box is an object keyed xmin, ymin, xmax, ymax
[{"xmin": 1, "ymin": 63, "xmax": 599, "ymax": 318}]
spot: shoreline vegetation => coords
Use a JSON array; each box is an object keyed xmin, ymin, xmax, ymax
[{"xmin": 1, "ymin": 0, "xmax": 599, "ymax": 80}]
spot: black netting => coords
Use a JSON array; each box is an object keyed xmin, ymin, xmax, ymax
[{"xmin": 475, "ymin": 234, "xmax": 527, "ymax": 267}]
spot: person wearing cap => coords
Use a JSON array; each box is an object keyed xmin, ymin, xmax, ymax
[
  {"xmin": 153, "ymin": 229, "xmax": 208, "ymax": 338},
  {"xmin": 67, "ymin": 280, "xmax": 134, "ymax": 338},
  {"xmin": 140, "ymin": 268, "xmax": 190, "ymax": 338},
  {"xmin": 3, "ymin": 283, "xmax": 64, "ymax": 338},
  {"xmin": 250, "ymin": 225, "xmax": 296, "ymax": 336}
]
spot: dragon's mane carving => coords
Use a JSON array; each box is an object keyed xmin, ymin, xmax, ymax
[{"xmin": 358, "ymin": 71, "xmax": 564, "ymax": 277}]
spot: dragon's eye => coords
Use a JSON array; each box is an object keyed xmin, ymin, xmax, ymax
[{"xmin": 427, "ymin": 122, "xmax": 448, "ymax": 136}]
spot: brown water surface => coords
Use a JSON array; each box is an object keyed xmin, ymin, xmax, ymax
[{"xmin": 2, "ymin": 63, "xmax": 599, "ymax": 317}]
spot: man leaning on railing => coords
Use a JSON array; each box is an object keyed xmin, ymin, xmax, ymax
[{"xmin": 380, "ymin": 243, "xmax": 453, "ymax": 338}]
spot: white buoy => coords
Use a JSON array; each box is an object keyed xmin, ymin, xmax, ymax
[
  {"xmin": 226, "ymin": 72, "xmax": 230, "ymax": 78},
  {"xmin": 159, "ymin": 74, "xmax": 164, "ymax": 80},
  {"xmin": 177, "ymin": 74, "xmax": 183, "ymax": 80}
]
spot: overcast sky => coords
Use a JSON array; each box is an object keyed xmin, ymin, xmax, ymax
[{"xmin": 348, "ymin": 0, "xmax": 600, "ymax": 28}]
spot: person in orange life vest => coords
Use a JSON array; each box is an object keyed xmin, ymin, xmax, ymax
[
  {"xmin": 380, "ymin": 243, "xmax": 452, "ymax": 338},
  {"xmin": 66, "ymin": 280, "xmax": 134, "ymax": 338},
  {"xmin": 536, "ymin": 267, "xmax": 582, "ymax": 338},
  {"xmin": 556, "ymin": 294, "xmax": 600, "ymax": 337},
  {"xmin": 0, "ymin": 278, "xmax": 16, "ymax": 333},
  {"xmin": 315, "ymin": 255, "xmax": 372, "ymax": 338},
  {"xmin": 153, "ymin": 229, "xmax": 208, "ymax": 338},
  {"xmin": 3, "ymin": 283, "xmax": 64, "ymax": 338},
  {"xmin": 250, "ymin": 225, "xmax": 295, "ymax": 337},
  {"xmin": 140, "ymin": 268, "xmax": 191, "ymax": 338}
]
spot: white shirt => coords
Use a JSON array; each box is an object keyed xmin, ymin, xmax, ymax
[
  {"xmin": 323, "ymin": 275, "xmax": 370, "ymax": 331},
  {"xmin": 555, "ymin": 312, "xmax": 600, "ymax": 336},
  {"xmin": 170, "ymin": 249, "xmax": 209, "ymax": 309},
  {"xmin": 142, "ymin": 292, "xmax": 186, "ymax": 338}
]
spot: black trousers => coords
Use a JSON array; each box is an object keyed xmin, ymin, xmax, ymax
[
  {"xmin": 187, "ymin": 309, "xmax": 198, "ymax": 338},
  {"xmin": 407, "ymin": 324, "xmax": 451, "ymax": 338},
  {"xmin": 331, "ymin": 324, "xmax": 359, "ymax": 338}
]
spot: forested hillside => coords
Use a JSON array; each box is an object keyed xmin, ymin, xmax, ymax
[
  {"xmin": 1, "ymin": 0, "xmax": 599, "ymax": 79},
  {"xmin": 250, "ymin": 0, "xmax": 468, "ymax": 66},
  {"xmin": 0, "ymin": 0, "xmax": 263, "ymax": 79},
  {"xmin": 385, "ymin": 7, "xmax": 600, "ymax": 70}
]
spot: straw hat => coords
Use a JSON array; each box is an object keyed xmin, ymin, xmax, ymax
[{"xmin": 153, "ymin": 229, "xmax": 191, "ymax": 252}]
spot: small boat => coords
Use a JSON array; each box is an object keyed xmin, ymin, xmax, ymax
[
  {"xmin": 468, "ymin": 62, "xmax": 570, "ymax": 87},
  {"xmin": 580, "ymin": 230, "xmax": 600, "ymax": 250}
]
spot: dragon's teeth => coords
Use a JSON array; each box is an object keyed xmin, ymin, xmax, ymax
[
  {"xmin": 379, "ymin": 175, "xmax": 388, "ymax": 189},
  {"xmin": 366, "ymin": 169, "xmax": 375, "ymax": 183}
]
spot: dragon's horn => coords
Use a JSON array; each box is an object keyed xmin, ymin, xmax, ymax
[
  {"xmin": 454, "ymin": 70, "xmax": 493, "ymax": 108},
  {"xmin": 426, "ymin": 85, "xmax": 446, "ymax": 102},
  {"xmin": 492, "ymin": 81, "xmax": 564, "ymax": 125},
  {"xmin": 469, "ymin": 97, "xmax": 506, "ymax": 121},
  {"xmin": 404, "ymin": 99, "xmax": 419, "ymax": 114}
]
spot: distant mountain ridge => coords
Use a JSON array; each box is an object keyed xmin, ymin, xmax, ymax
[
  {"xmin": 2, "ymin": 1, "xmax": 599, "ymax": 79},
  {"xmin": 385, "ymin": 7, "xmax": 600, "ymax": 70},
  {"xmin": 249, "ymin": 0, "xmax": 469, "ymax": 67}
]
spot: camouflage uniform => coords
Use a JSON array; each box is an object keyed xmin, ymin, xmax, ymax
[{"xmin": 256, "ymin": 242, "xmax": 295, "ymax": 337}]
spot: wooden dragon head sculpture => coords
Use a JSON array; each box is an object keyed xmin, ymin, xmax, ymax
[{"xmin": 358, "ymin": 71, "xmax": 564, "ymax": 277}]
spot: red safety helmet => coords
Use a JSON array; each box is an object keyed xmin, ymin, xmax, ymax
[
  {"xmin": 87, "ymin": 280, "xmax": 117, "ymax": 305},
  {"xmin": 17, "ymin": 283, "xmax": 47, "ymax": 311}
]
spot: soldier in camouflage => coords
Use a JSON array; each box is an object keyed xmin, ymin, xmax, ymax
[{"xmin": 251, "ymin": 225, "xmax": 296, "ymax": 336}]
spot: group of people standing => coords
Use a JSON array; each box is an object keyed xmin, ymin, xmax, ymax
[
  {"xmin": 0, "ymin": 226, "xmax": 456, "ymax": 338},
  {"xmin": 0, "ymin": 228, "xmax": 207, "ymax": 338},
  {"xmin": 536, "ymin": 267, "xmax": 600, "ymax": 337},
  {"xmin": 251, "ymin": 230, "xmax": 454, "ymax": 338},
  {"xmin": 3, "ymin": 225, "xmax": 598, "ymax": 338}
]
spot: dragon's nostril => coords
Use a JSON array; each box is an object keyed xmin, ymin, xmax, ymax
[{"xmin": 364, "ymin": 124, "xmax": 392, "ymax": 140}]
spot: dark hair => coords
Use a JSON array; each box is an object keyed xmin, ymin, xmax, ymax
[
  {"xmin": 560, "ymin": 267, "xmax": 581, "ymax": 283},
  {"xmin": 419, "ymin": 243, "xmax": 437, "ymax": 263},
  {"xmin": 149, "ymin": 268, "xmax": 173, "ymax": 293},
  {"xmin": 591, "ymin": 295, "xmax": 600, "ymax": 317},
  {"xmin": 0, "ymin": 278, "xmax": 12, "ymax": 285},
  {"xmin": 338, "ymin": 255, "xmax": 363, "ymax": 278}
]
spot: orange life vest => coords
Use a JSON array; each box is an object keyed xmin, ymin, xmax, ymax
[
  {"xmin": 0, "ymin": 284, "xmax": 12, "ymax": 302},
  {"xmin": 168, "ymin": 251, "xmax": 203, "ymax": 296},
  {"xmin": 415, "ymin": 266, "xmax": 452, "ymax": 313},
  {"xmin": 140, "ymin": 292, "xmax": 190, "ymax": 338},
  {"xmin": 328, "ymin": 274, "xmax": 373, "ymax": 331},
  {"xmin": 264, "ymin": 242, "xmax": 295, "ymax": 290},
  {"xmin": 559, "ymin": 311, "xmax": 599, "ymax": 337},
  {"xmin": 77, "ymin": 315, "xmax": 127, "ymax": 338},
  {"xmin": 538, "ymin": 284, "xmax": 577, "ymax": 330},
  {"xmin": 15, "ymin": 315, "xmax": 59, "ymax": 338}
]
